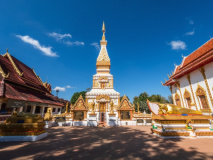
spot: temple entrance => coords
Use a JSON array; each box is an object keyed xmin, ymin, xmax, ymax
[
  {"xmin": 100, "ymin": 102, "xmax": 106, "ymax": 112},
  {"xmin": 99, "ymin": 102, "xmax": 107, "ymax": 126},
  {"xmin": 101, "ymin": 113, "xmax": 105, "ymax": 123}
]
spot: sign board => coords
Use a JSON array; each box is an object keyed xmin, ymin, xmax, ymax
[
  {"xmin": 6, "ymin": 99, "xmax": 26, "ymax": 108},
  {"xmin": 27, "ymin": 102, "xmax": 48, "ymax": 107}
]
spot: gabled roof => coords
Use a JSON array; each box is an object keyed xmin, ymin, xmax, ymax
[
  {"xmin": 0, "ymin": 52, "xmax": 49, "ymax": 93},
  {"xmin": 164, "ymin": 38, "xmax": 213, "ymax": 86},
  {"xmin": 118, "ymin": 95, "xmax": 134, "ymax": 110},
  {"xmin": 71, "ymin": 95, "xmax": 87, "ymax": 110}
]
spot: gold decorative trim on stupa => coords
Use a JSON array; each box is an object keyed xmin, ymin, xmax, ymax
[{"xmin": 96, "ymin": 22, "xmax": 111, "ymax": 68}]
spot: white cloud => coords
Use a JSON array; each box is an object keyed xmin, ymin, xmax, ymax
[
  {"xmin": 53, "ymin": 86, "xmax": 66, "ymax": 92},
  {"xmin": 16, "ymin": 35, "xmax": 58, "ymax": 57},
  {"xmin": 185, "ymin": 29, "xmax": 195, "ymax": 36},
  {"xmin": 189, "ymin": 20, "xmax": 194, "ymax": 24},
  {"xmin": 66, "ymin": 85, "xmax": 71, "ymax": 88},
  {"xmin": 48, "ymin": 32, "xmax": 72, "ymax": 41},
  {"xmin": 168, "ymin": 40, "xmax": 187, "ymax": 50},
  {"xmin": 65, "ymin": 41, "xmax": 84, "ymax": 46},
  {"xmin": 66, "ymin": 85, "xmax": 75, "ymax": 88},
  {"xmin": 91, "ymin": 42, "xmax": 100, "ymax": 50}
]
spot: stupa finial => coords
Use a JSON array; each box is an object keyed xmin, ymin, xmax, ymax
[{"xmin": 102, "ymin": 21, "xmax": 106, "ymax": 41}]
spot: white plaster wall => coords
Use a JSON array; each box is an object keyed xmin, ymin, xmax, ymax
[
  {"xmin": 73, "ymin": 121, "xmax": 87, "ymax": 126},
  {"xmin": 179, "ymin": 76, "xmax": 188, "ymax": 108},
  {"xmin": 173, "ymin": 63, "xmax": 213, "ymax": 111},
  {"xmin": 119, "ymin": 121, "xmax": 136, "ymax": 126},
  {"xmin": 204, "ymin": 62, "xmax": 213, "ymax": 111},
  {"xmin": 190, "ymin": 69, "xmax": 209, "ymax": 110}
]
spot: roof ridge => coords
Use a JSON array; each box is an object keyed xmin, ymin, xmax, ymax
[{"xmin": 185, "ymin": 38, "xmax": 213, "ymax": 60}]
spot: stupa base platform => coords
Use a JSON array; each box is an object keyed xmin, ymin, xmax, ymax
[{"xmin": 0, "ymin": 132, "xmax": 47, "ymax": 142}]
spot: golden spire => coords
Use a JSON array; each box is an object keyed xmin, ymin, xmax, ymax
[{"xmin": 102, "ymin": 21, "xmax": 106, "ymax": 41}]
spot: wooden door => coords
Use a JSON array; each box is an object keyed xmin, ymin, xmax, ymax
[{"xmin": 100, "ymin": 102, "xmax": 106, "ymax": 112}]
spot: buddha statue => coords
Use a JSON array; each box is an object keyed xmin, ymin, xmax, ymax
[{"xmin": 158, "ymin": 103, "xmax": 202, "ymax": 115}]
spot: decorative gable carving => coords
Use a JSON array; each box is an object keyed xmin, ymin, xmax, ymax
[
  {"xmin": 72, "ymin": 95, "xmax": 87, "ymax": 110},
  {"xmin": 118, "ymin": 95, "xmax": 134, "ymax": 110},
  {"xmin": 196, "ymin": 85, "xmax": 206, "ymax": 96},
  {"xmin": 184, "ymin": 89, "xmax": 191, "ymax": 99}
]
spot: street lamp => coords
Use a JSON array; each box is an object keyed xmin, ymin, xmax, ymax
[{"xmin": 56, "ymin": 89, "xmax": 59, "ymax": 97}]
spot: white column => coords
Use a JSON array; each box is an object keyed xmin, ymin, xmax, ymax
[
  {"xmin": 41, "ymin": 106, "xmax": 45, "ymax": 117},
  {"xmin": 31, "ymin": 106, "xmax": 36, "ymax": 114},
  {"xmin": 19, "ymin": 107, "xmax": 23, "ymax": 112}
]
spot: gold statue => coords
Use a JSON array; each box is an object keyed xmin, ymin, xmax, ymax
[
  {"xmin": 158, "ymin": 103, "xmax": 202, "ymax": 115},
  {"xmin": 137, "ymin": 102, "xmax": 140, "ymax": 113},
  {"xmin": 91, "ymin": 100, "xmax": 95, "ymax": 114},
  {"xmin": 44, "ymin": 108, "xmax": 53, "ymax": 121},
  {"xmin": 110, "ymin": 101, "xmax": 114, "ymax": 114},
  {"xmin": 133, "ymin": 103, "xmax": 135, "ymax": 113},
  {"xmin": 65, "ymin": 102, "xmax": 69, "ymax": 113}
]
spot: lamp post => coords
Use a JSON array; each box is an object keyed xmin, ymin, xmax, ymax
[{"xmin": 56, "ymin": 89, "xmax": 59, "ymax": 97}]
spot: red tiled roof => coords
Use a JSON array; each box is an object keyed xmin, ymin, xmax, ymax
[
  {"xmin": 0, "ymin": 53, "xmax": 66, "ymax": 106},
  {"xmin": 182, "ymin": 38, "xmax": 213, "ymax": 68},
  {"xmin": 0, "ymin": 55, "xmax": 25, "ymax": 85},
  {"xmin": 0, "ymin": 54, "xmax": 48, "ymax": 92},
  {"xmin": 164, "ymin": 38, "xmax": 213, "ymax": 86},
  {"xmin": 5, "ymin": 82, "xmax": 63, "ymax": 106}
]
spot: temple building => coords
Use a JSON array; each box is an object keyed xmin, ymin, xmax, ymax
[
  {"xmin": 163, "ymin": 38, "xmax": 213, "ymax": 115},
  {"xmin": 70, "ymin": 23, "xmax": 151, "ymax": 126},
  {"xmin": 0, "ymin": 50, "xmax": 66, "ymax": 121}
]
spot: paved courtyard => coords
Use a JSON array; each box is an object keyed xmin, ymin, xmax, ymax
[{"xmin": 0, "ymin": 126, "xmax": 213, "ymax": 160}]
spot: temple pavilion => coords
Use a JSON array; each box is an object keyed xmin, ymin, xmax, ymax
[
  {"xmin": 0, "ymin": 51, "xmax": 67, "ymax": 122},
  {"xmin": 163, "ymin": 38, "xmax": 213, "ymax": 115}
]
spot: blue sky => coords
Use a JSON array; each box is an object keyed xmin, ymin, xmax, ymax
[{"xmin": 0, "ymin": 0, "xmax": 213, "ymax": 102}]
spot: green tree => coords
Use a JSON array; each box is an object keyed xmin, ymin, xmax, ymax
[
  {"xmin": 168, "ymin": 95, "xmax": 173, "ymax": 104},
  {"xmin": 70, "ymin": 91, "xmax": 86, "ymax": 104},
  {"xmin": 139, "ymin": 92, "xmax": 149, "ymax": 102}
]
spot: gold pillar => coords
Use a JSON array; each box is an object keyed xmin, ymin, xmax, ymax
[
  {"xmin": 175, "ymin": 82, "xmax": 185, "ymax": 108},
  {"xmin": 199, "ymin": 67, "xmax": 213, "ymax": 111},
  {"xmin": 186, "ymin": 74, "xmax": 198, "ymax": 110},
  {"xmin": 169, "ymin": 85, "xmax": 175, "ymax": 104}
]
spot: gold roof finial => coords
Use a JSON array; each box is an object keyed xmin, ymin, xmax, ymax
[
  {"xmin": 6, "ymin": 48, "xmax": 9, "ymax": 53},
  {"xmin": 102, "ymin": 21, "xmax": 106, "ymax": 41}
]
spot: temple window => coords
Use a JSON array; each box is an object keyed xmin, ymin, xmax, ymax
[
  {"xmin": 26, "ymin": 105, "xmax": 31, "ymax": 113},
  {"xmin": 74, "ymin": 111, "xmax": 84, "ymax": 121},
  {"xmin": 52, "ymin": 108, "xmax": 56, "ymax": 112},
  {"xmin": 121, "ymin": 111, "xmax": 130, "ymax": 120},
  {"xmin": 0, "ymin": 103, "xmax": 7, "ymax": 114},
  {"xmin": 44, "ymin": 107, "xmax": 48, "ymax": 113},
  {"xmin": 35, "ymin": 106, "xmax": 41, "ymax": 114},
  {"xmin": 199, "ymin": 95, "xmax": 208, "ymax": 109},
  {"xmin": 101, "ymin": 83, "xmax": 105, "ymax": 89},
  {"xmin": 186, "ymin": 98, "xmax": 192, "ymax": 107},
  {"xmin": 175, "ymin": 93, "xmax": 181, "ymax": 106},
  {"xmin": 196, "ymin": 85, "xmax": 209, "ymax": 109},
  {"xmin": 184, "ymin": 90, "xmax": 192, "ymax": 108}
]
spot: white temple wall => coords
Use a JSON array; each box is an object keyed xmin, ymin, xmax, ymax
[
  {"xmin": 190, "ymin": 68, "xmax": 211, "ymax": 110},
  {"xmin": 179, "ymin": 76, "xmax": 188, "ymax": 108},
  {"xmin": 205, "ymin": 62, "xmax": 213, "ymax": 102},
  {"xmin": 171, "ymin": 62, "xmax": 213, "ymax": 111}
]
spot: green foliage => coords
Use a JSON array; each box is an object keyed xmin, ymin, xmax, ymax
[
  {"xmin": 120, "ymin": 95, "xmax": 130, "ymax": 102},
  {"xmin": 168, "ymin": 95, "xmax": 173, "ymax": 104},
  {"xmin": 70, "ymin": 91, "xmax": 86, "ymax": 104},
  {"xmin": 133, "ymin": 92, "xmax": 169, "ymax": 113}
]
